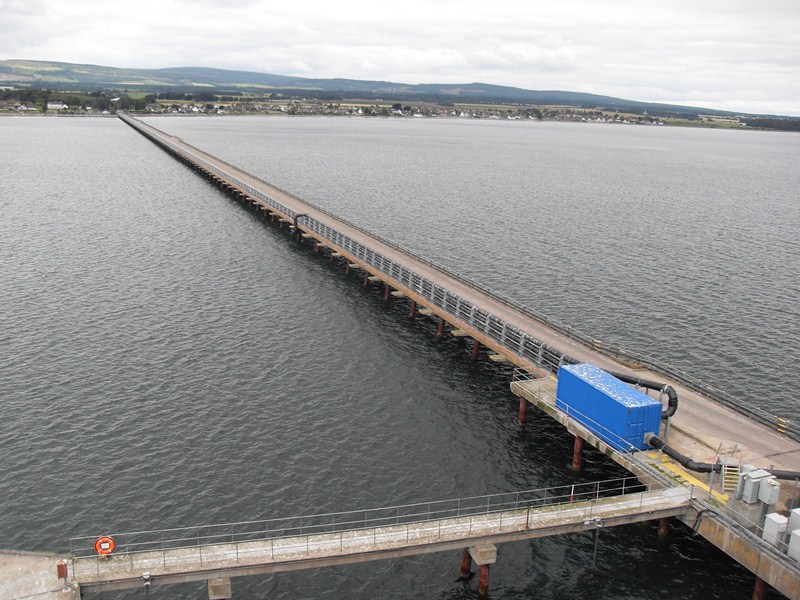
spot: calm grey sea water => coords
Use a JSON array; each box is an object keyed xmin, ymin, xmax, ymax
[{"xmin": 1, "ymin": 115, "xmax": 796, "ymax": 599}]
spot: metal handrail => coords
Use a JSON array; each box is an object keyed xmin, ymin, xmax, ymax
[
  {"xmin": 512, "ymin": 372, "xmax": 800, "ymax": 569},
  {"xmin": 70, "ymin": 475, "xmax": 657, "ymax": 559},
  {"xmin": 120, "ymin": 114, "xmax": 795, "ymax": 443},
  {"xmin": 689, "ymin": 493, "xmax": 800, "ymax": 570}
]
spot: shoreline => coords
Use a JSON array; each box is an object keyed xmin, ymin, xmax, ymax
[{"xmin": 1, "ymin": 111, "xmax": 791, "ymax": 131}]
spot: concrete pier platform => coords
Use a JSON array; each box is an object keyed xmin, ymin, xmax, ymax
[{"xmin": 0, "ymin": 551, "xmax": 79, "ymax": 600}]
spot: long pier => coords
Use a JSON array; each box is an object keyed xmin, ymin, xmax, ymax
[
  {"xmin": 9, "ymin": 114, "xmax": 796, "ymax": 599},
  {"xmin": 115, "ymin": 115, "xmax": 800, "ymax": 465}
]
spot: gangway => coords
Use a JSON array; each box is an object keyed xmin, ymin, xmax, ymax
[{"xmin": 69, "ymin": 477, "xmax": 689, "ymax": 594}]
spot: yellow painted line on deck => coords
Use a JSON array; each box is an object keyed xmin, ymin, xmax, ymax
[{"xmin": 646, "ymin": 453, "xmax": 728, "ymax": 503}]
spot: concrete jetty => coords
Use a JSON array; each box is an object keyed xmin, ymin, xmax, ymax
[{"xmin": 0, "ymin": 551, "xmax": 78, "ymax": 600}]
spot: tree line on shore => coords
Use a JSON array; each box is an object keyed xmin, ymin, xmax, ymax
[
  {"xmin": 743, "ymin": 118, "xmax": 800, "ymax": 132},
  {"xmin": 0, "ymin": 88, "xmax": 153, "ymax": 112}
]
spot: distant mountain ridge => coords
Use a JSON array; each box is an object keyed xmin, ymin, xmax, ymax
[{"xmin": 0, "ymin": 58, "xmax": 770, "ymax": 117}]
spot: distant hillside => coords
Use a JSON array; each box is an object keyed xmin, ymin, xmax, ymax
[{"xmin": 0, "ymin": 59, "xmax": 781, "ymax": 119}]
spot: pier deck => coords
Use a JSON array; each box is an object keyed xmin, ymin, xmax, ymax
[{"xmin": 0, "ymin": 551, "xmax": 78, "ymax": 600}]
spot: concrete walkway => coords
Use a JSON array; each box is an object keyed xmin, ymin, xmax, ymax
[
  {"xmin": 0, "ymin": 551, "xmax": 78, "ymax": 600},
  {"xmin": 72, "ymin": 488, "xmax": 690, "ymax": 593}
]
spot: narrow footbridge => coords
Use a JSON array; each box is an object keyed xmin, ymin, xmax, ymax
[{"xmin": 70, "ymin": 477, "xmax": 690, "ymax": 594}]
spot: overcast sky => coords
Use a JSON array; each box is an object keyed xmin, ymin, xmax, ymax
[{"xmin": 2, "ymin": 0, "xmax": 799, "ymax": 115}]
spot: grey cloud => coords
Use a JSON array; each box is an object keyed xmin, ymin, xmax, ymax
[{"xmin": 1, "ymin": 0, "xmax": 798, "ymax": 115}]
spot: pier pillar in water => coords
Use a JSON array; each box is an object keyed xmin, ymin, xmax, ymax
[
  {"xmin": 518, "ymin": 397, "xmax": 527, "ymax": 426},
  {"xmin": 471, "ymin": 340, "xmax": 480, "ymax": 361},
  {"xmin": 753, "ymin": 577, "xmax": 767, "ymax": 600},
  {"xmin": 437, "ymin": 318, "xmax": 445, "ymax": 338},
  {"xmin": 364, "ymin": 273, "xmax": 370, "ymax": 286},
  {"xmin": 458, "ymin": 548, "xmax": 472, "ymax": 580},
  {"xmin": 384, "ymin": 284, "xmax": 392, "ymax": 302},
  {"xmin": 478, "ymin": 565, "xmax": 489, "ymax": 598},
  {"xmin": 478, "ymin": 565, "xmax": 491, "ymax": 598},
  {"xmin": 468, "ymin": 544, "xmax": 497, "ymax": 598},
  {"xmin": 658, "ymin": 517, "xmax": 670, "ymax": 538},
  {"xmin": 572, "ymin": 437, "xmax": 584, "ymax": 471},
  {"xmin": 409, "ymin": 300, "xmax": 417, "ymax": 319}
]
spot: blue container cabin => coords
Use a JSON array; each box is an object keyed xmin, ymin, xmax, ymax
[{"xmin": 556, "ymin": 363, "xmax": 662, "ymax": 452}]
